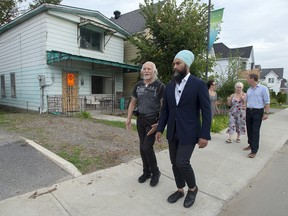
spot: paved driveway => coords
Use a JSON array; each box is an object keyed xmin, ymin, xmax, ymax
[{"xmin": 0, "ymin": 132, "xmax": 72, "ymax": 201}]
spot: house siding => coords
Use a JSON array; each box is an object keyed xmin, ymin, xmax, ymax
[
  {"xmin": 124, "ymin": 41, "xmax": 139, "ymax": 64},
  {"xmin": 0, "ymin": 13, "xmax": 48, "ymax": 111},
  {"xmin": 262, "ymin": 72, "xmax": 282, "ymax": 94},
  {"xmin": 0, "ymin": 6, "xmax": 128, "ymax": 112},
  {"xmin": 46, "ymin": 13, "xmax": 125, "ymax": 63}
]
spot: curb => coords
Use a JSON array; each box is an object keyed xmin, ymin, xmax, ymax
[{"xmin": 23, "ymin": 137, "xmax": 82, "ymax": 178}]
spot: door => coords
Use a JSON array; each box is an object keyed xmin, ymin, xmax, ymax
[{"xmin": 62, "ymin": 72, "xmax": 79, "ymax": 113}]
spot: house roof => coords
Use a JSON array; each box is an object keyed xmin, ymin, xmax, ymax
[
  {"xmin": 0, "ymin": 4, "xmax": 130, "ymax": 37},
  {"xmin": 213, "ymin": 42, "xmax": 253, "ymax": 59},
  {"xmin": 280, "ymin": 79, "xmax": 287, "ymax": 89},
  {"xmin": 110, "ymin": 9, "xmax": 146, "ymax": 34},
  {"xmin": 110, "ymin": 1, "xmax": 166, "ymax": 34},
  {"xmin": 260, "ymin": 68, "xmax": 284, "ymax": 79}
]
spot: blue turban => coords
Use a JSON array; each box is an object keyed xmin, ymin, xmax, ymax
[{"xmin": 174, "ymin": 50, "xmax": 195, "ymax": 67}]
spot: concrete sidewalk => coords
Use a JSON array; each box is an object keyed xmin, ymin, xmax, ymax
[{"xmin": 0, "ymin": 109, "xmax": 287, "ymax": 216}]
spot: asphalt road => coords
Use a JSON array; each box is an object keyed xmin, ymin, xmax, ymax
[
  {"xmin": 0, "ymin": 132, "xmax": 73, "ymax": 201},
  {"xmin": 218, "ymin": 140, "xmax": 288, "ymax": 216}
]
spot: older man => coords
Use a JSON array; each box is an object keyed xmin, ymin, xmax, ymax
[
  {"xmin": 126, "ymin": 61, "xmax": 165, "ymax": 187},
  {"xmin": 156, "ymin": 50, "xmax": 211, "ymax": 208}
]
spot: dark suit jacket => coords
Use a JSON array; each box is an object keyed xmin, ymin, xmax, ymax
[{"xmin": 157, "ymin": 75, "xmax": 212, "ymax": 145}]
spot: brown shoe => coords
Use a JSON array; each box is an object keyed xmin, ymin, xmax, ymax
[
  {"xmin": 243, "ymin": 146, "xmax": 251, "ymax": 151},
  {"xmin": 248, "ymin": 153, "xmax": 256, "ymax": 158}
]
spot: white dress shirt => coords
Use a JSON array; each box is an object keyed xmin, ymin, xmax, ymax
[{"xmin": 175, "ymin": 73, "xmax": 190, "ymax": 105}]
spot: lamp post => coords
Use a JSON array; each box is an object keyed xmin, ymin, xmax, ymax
[{"xmin": 205, "ymin": 0, "xmax": 211, "ymax": 81}]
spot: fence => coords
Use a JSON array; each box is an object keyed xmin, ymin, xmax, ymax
[{"xmin": 47, "ymin": 95, "xmax": 131, "ymax": 116}]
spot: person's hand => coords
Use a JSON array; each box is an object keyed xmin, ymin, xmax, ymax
[
  {"xmin": 155, "ymin": 132, "xmax": 162, "ymax": 142},
  {"xmin": 198, "ymin": 138, "xmax": 208, "ymax": 148},
  {"xmin": 126, "ymin": 120, "xmax": 132, "ymax": 131},
  {"xmin": 147, "ymin": 123, "xmax": 158, "ymax": 136},
  {"xmin": 262, "ymin": 113, "xmax": 268, "ymax": 120}
]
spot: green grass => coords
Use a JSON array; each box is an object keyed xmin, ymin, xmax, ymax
[
  {"xmin": 270, "ymin": 103, "xmax": 288, "ymax": 109},
  {"xmin": 75, "ymin": 111, "xmax": 92, "ymax": 119},
  {"xmin": 95, "ymin": 119, "xmax": 137, "ymax": 130},
  {"xmin": 57, "ymin": 146, "xmax": 100, "ymax": 173},
  {"xmin": 211, "ymin": 115, "xmax": 229, "ymax": 133}
]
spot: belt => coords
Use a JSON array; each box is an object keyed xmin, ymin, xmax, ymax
[
  {"xmin": 139, "ymin": 113, "xmax": 159, "ymax": 120},
  {"xmin": 247, "ymin": 108, "xmax": 263, "ymax": 111}
]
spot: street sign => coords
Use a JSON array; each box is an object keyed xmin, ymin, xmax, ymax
[{"xmin": 67, "ymin": 73, "xmax": 75, "ymax": 86}]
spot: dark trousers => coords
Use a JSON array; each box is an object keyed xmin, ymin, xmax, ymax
[
  {"xmin": 137, "ymin": 115, "xmax": 159, "ymax": 175},
  {"xmin": 246, "ymin": 108, "xmax": 264, "ymax": 154},
  {"xmin": 168, "ymin": 129, "xmax": 196, "ymax": 189}
]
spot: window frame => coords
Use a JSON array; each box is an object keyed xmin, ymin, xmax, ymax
[
  {"xmin": 79, "ymin": 26, "xmax": 104, "ymax": 52},
  {"xmin": 10, "ymin": 73, "xmax": 16, "ymax": 98},
  {"xmin": 1, "ymin": 75, "xmax": 6, "ymax": 98},
  {"xmin": 268, "ymin": 78, "xmax": 274, "ymax": 83}
]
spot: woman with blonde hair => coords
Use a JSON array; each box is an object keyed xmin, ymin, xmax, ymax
[{"xmin": 226, "ymin": 82, "xmax": 246, "ymax": 143}]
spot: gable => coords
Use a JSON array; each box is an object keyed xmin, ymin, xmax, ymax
[
  {"xmin": 0, "ymin": 4, "xmax": 130, "ymax": 38},
  {"xmin": 260, "ymin": 68, "xmax": 284, "ymax": 79},
  {"xmin": 213, "ymin": 42, "xmax": 253, "ymax": 59}
]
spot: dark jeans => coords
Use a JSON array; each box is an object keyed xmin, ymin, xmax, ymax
[
  {"xmin": 136, "ymin": 115, "xmax": 159, "ymax": 175},
  {"xmin": 168, "ymin": 129, "xmax": 197, "ymax": 189},
  {"xmin": 246, "ymin": 108, "xmax": 264, "ymax": 154}
]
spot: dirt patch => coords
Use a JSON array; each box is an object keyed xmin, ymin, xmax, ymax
[{"xmin": 0, "ymin": 112, "xmax": 167, "ymax": 174}]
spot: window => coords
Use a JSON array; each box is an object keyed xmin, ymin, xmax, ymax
[
  {"xmin": 91, "ymin": 76, "xmax": 113, "ymax": 94},
  {"xmin": 10, "ymin": 73, "xmax": 16, "ymax": 97},
  {"xmin": 241, "ymin": 62, "xmax": 246, "ymax": 70},
  {"xmin": 80, "ymin": 27, "xmax": 103, "ymax": 51},
  {"xmin": 268, "ymin": 78, "xmax": 274, "ymax": 83},
  {"xmin": 1, "ymin": 75, "xmax": 5, "ymax": 98}
]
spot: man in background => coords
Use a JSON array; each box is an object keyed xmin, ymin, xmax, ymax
[{"xmin": 244, "ymin": 73, "xmax": 270, "ymax": 158}]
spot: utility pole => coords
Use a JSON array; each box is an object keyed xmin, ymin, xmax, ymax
[{"xmin": 205, "ymin": 0, "xmax": 211, "ymax": 81}]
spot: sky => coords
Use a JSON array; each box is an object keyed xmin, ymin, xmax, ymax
[{"xmin": 35, "ymin": 0, "xmax": 288, "ymax": 78}]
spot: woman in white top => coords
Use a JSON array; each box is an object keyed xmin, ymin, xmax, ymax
[{"xmin": 226, "ymin": 82, "xmax": 246, "ymax": 143}]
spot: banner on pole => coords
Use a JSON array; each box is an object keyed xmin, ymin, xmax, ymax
[{"xmin": 209, "ymin": 8, "xmax": 224, "ymax": 52}]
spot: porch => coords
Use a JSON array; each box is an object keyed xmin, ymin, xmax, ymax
[{"xmin": 47, "ymin": 95, "xmax": 130, "ymax": 116}]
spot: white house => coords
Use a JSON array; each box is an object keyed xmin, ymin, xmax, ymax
[
  {"xmin": 211, "ymin": 42, "xmax": 255, "ymax": 82},
  {"xmin": 0, "ymin": 4, "xmax": 139, "ymax": 113},
  {"xmin": 260, "ymin": 68, "xmax": 286, "ymax": 94}
]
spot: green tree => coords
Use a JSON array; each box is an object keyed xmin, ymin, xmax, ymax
[
  {"xmin": 276, "ymin": 92, "xmax": 287, "ymax": 105},
  {"xmin": 0, "ymin": 0, "xmax": 61, "ymax": 27},
  {"xmin": 0, "ymin": 0, "xmax": 25, "ymax": 26},
  {"xmin": 213, "ymin": 50, "xmax": 242, "ymax": 87},
  {"xmin": 28, "ymin": 0, "xmax": 62, "ymax": 10},
  {"xmin": 129, "ymin": 0, "xmax": 214, "ymax": 83}
]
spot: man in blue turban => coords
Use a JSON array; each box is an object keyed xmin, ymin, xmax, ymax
[{"xmin": 156, "ymin": 50, "xmax": 212, "ymax": 208}]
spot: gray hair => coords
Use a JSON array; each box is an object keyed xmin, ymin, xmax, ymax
[
  {"xmin": 140, "ymin": 61, "xmax": 158, "ymax": 80},
  {"xmin": 235, "ymin": 82, "xmax": 244, "ymax": 89}
]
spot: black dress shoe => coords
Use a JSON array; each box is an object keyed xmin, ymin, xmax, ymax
[
  {"xmin": 150, "ymin": 171, "xmax": 161, "ymax": 187},
  {"xmin": 184, "ymin": 186, "xmax": 198, "ymax": 208},
  {"xmin": 167, "ymin": 191, "xmax": 184, "ymax": 203},
  {"xmin": 138, "ymin": 173, "xmax": 151, "ymax": 183}
]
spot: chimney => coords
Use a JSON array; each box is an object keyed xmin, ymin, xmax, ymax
[{"xmin": 114, "ymin": 10, "xmax": 121, "ymax": 19}]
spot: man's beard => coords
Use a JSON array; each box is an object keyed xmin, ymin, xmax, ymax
[{"xmin": 173, "ymin": 67, "xmax": 187, "ymax": 84}]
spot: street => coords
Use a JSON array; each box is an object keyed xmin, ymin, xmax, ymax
[
  {"xmin": 0, "ymin": 132, "xmax": 73, "ymax": 201},
  {"xmin": 218, "ymin": 140, "xmax": 288, "ymax": 216}
]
